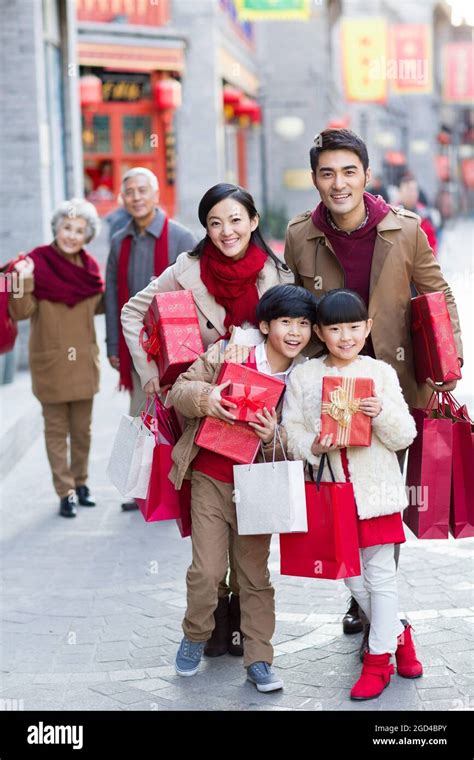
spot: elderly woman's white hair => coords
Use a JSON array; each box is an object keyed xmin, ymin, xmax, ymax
[
  {"xmin": 51, "ymin": 198, "xmax": 101, "ymax": 244},
  {"xmin": 121, "ymin": 167, "xmax": 159, "ymax": 193}
]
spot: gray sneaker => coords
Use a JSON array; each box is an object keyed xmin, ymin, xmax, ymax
[
  {"xmin": 247, "ymin": 661, "xmax": 284, "ymax": 692},
  {"xmin": 175, "ymin": 637, "xmax": 205, "ymax": 677}
]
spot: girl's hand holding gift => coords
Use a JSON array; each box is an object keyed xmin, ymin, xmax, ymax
[
  {"xmin": 359, "ymin": 396, "xmax": 382, "ymax": 418},
  {"xmin": 248, "ymin": 407, "xmax": 278, "ymax": 444},
  {"xmin": 311, "ymin": 432, "xmax": 340, "ymax": 456}
]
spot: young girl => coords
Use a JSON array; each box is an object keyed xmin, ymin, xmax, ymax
[{"xmin": 282, "ymin": 288, "xmax": 423, "ymax": 701}]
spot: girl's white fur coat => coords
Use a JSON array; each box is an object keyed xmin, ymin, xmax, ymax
[{"xmin": 282, "ymin": 356, "xmax": 417, "ymax": 519}]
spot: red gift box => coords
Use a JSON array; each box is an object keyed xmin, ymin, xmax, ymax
[
  {"xmin": 219, "ymin": 362, "xmax": 284, "ymax": 423},
  {"xmin": 411, "ymin": 292, "xmax": 462, "ymax": 384},
  {"xmin": 320, "ymin": 376, "xmax": 374, "ymax": 447},
  {"xmin": 140, "ymin": 290, "xmax": 205, "ymax": 386},
  {"xmin": 195, "ymin": 362, "xmax": 285, "ymax": 463},
  {"xmin": 195, "ymin": 417, "xmax": 261, "ymax": 464}
]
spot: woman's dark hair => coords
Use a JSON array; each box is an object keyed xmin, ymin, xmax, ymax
[
  {"xmin": 256, "ymin": 285, "xmax": 319, "ymax": 325},
  {"xmin": 316, "ymin": 288, "xmax": 368, "ymax": 327},
  {"xmin": 309, "ymin": 129, "xmax": 369, "ymax": 174},
  {"xmin": 188, "ymin": 182, "xmax": 286, "ymax": 272}
]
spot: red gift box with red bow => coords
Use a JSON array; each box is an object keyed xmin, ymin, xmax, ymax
[
  {"xmin": 140, "ymin": 290, "xmax": 205, "ymax": 386},
  {"xmin": 195, "ymin": 362, "xmax": 285, "ymax": 463}
]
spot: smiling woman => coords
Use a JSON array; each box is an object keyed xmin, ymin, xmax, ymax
[{"xmin": 8, "ymin": 198, "xmax": 105, "ymax": 518}]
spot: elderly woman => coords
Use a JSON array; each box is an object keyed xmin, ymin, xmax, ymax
[
  {"xmin": 121, "ymin": 183, "xmax": 294, "ymax": 658},
  {"xmin": 9, "ymin": 198, "xmax": 104, "ymax": 518}
]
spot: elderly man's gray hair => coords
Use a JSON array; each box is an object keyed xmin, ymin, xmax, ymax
[
  {"xmin": 121, "ymin": 167, "xmax": 159, "ymax": 193},
  {"xmin": 51, "ymin": 198, "xmax": 101, "ymax": 243}
]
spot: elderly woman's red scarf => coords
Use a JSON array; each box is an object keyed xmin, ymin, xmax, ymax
[
  {"xmin": 28, "ymin": 244, "xmax": 104, "ymax": 306},
  {"xmin": 199, "ymin": 239, "xmax": 267, "ymax": 335}
]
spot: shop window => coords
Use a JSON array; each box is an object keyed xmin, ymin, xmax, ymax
[
  {"xmin": 82, "ymin": 114, "xmax": 111, "ymax": 153},
  {"xmin": 122, "ymin": 116, "xmax": 153, "ymax": 154}
]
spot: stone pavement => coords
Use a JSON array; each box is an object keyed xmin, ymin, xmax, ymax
[{"xmin": 0, "ymin": 220, "xmax": 473, "ymax": 712}]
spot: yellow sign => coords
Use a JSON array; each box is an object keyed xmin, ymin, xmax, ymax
[
  {"xmin": 283, "ymin": 169, "xmax": 314, "ymax": 190},
  {"xmin": 236, "ymin": 0, "xmax": 311, "ymax": 20},
  {"xmin": 341, "ymin": 18, "xmax": 388, "ymax": 103}
]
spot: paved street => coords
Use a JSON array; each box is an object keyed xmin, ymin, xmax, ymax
[{"xmin": 0, "ymin": 220, "xmax": 473, "ymax": 712}]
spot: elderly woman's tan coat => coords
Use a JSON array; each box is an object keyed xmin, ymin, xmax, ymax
[
  {"xmin": 8, "ymin": 266, "xmax": 104, "ymax": 404},
  {"xmin": 121, "ymin": 250, "xmax": 294, "ymax": 389}
]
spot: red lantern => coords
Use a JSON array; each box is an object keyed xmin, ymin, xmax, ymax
[
  {"xmin": 223, "ymin": 86, "xmax": 242, "ymax": 106},
  {"xmin": 80, "ymin": 75, "xmax": 103, "ymax": 107},
  {"xmin": 154, "ymin": 79, "xmax": 182, "ymax": 110},
  {"xmin": 234, "ymin": 97, "xmax": 260, "ymax": 127}
]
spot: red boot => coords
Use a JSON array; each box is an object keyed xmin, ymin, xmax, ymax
[
  {"xmin": 351, "ymin": 652, "xmax": 394, "ymax": 701},
  {"xmin": 396, "ymin": 622, "xmax": 423, "ymax": 679}
]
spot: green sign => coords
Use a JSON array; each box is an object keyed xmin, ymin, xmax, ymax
[{"xmin": 236, "ymin": 0, "xmax": 311, "ymax": 20}]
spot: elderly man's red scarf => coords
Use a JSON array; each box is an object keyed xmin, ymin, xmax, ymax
[
  {"xmin": 117, "ymin": 217, "xmax": 168, "ymax": 392},
  {"xmin": 199, "ymin": 238, "xmax": 267, "ymax": 337}
]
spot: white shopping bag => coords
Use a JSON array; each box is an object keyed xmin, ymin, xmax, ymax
[
  {"xmin": 106, "ymin": 414, "xmax": 154, "ymax": 497},
  {"xmin": 233, "ymin": 429, "xmax": 308, "ymax": 535}
]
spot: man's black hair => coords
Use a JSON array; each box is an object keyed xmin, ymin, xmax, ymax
[{"xmin": 310, "ymin": 128, "xmax": 369, "ymax": 174}]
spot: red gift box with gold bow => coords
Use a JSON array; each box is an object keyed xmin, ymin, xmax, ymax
[
  {"xmin": 140, "ymin": 290, "xmax": 205, "ymax": 386},
  {"xmin": 320, "ymin": 376, "xmax": 374, "ymax": 447},
  {"xmin": 411, "ymin": 292, "xmax": 462, "ymax": 384}
]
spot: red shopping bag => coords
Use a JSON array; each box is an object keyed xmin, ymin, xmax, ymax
[
  {"xmin": 136, "ymin": 442, "xmax": 181, "ymax": 522},
  {"xmin": 137, "ymin": 396, "xmax": 192, "ymax": 532},
  {"xmin": 0, "ymin": 260, "xmax": 18, "ymax": 354},
  {"xmin": 280, "ymin": 455, "xmax": 361, "ymax": 580},
  {"xmin": 404, "ymin": 394, "xmax": 452, "ymax": 539},
  {"xmin": 443, "ymin": 394, "xmax": 474, "ymax": 539}
]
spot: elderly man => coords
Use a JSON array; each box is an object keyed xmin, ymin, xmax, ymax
[
  {"xmin": 284, "ymin": 128, "xmax": 463, "ymax": 653},
  {"xmin": 105, "ymin": 167, "xmax": 197, "ymax": 511}
]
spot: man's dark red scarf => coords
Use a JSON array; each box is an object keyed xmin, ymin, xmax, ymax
[
  {"xmin": 118, "ymin": 216, "xmax": 168, "ymax": 391},
  {"xmin": 199, "ymin": 238, "xmax": 267, "ymax": 337},
  {"xmin": 27, "ymin": 244, "xmax": 104, "ymax": 306}
]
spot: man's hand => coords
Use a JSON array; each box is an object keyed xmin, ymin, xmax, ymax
[
  {"xmin": 311, "ymin": 433, "xmax": 340, "ymax": 456},
  {"xmin": 207, "ymin": 380, "xmax": 237, "ymax": 422},
  {"xmin": 248, "ymin": 407, "xmax": 278, "ymax": 444},
  {"xmin": 108, "ymin": 356, "xmax": 120, "ymax": 370},
  {"xmin": 359, "ymin": 396, "xmax": 382, "ymax": 417},
  {"xmin": 426, "ymin": 377, "xmax": 458, "ymax": 393}
]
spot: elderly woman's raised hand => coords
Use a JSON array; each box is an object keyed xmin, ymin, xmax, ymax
[{"xmin": 14, "ymin": 255, "xmax": 34, "ymax": 276}]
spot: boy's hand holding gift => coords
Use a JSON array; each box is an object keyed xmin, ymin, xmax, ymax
[{"xmin": 207, "ymin": 379, "xmax": 238, "ymax": 423}]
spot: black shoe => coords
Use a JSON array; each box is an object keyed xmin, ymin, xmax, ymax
[
  {"xmin": 343, "ymin": 596, "xmax": 364, "ymax": 635},
  {"xmin": 121, "ymin": 501, "xmax": 139, "ymax": 511},
  {"xmin": 359, "ymin": 623, "xmax": 370, "ymax": 662},
  {"xmin": 204, "ymin": 597, "xmax": 230, "ymax": 657},
  {"xmin": 228, "ymin": 593, "xmax": 244, "ymax": 656},
  {"xmin": 76, "ymin": 485, "xmax": 96, "ymax": 507},
  {"xmin": 59, "ymin": 494, "xmax": 77, "ymax": 518}
]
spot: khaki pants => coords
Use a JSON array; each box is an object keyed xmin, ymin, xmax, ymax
[
  {"xmin": 183, "ymin": 471, "xmax": 275, "ymax": 667},
  {"xmin": 42, "ymin": 399, "xmax": 94, "ymax": 498}
]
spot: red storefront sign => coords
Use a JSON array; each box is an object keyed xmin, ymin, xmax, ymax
[{"xmin": 443, "ymin": 42, "xmax": 474, "ymax": 104}]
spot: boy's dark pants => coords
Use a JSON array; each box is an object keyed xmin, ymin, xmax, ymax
[{"xmin": 182, "ymin": 471, "xmax": 275, "ymax": 667}]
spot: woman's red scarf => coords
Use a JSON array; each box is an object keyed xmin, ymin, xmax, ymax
[
  {"xmin": 27, "ymin": 244, "xmax": 104, "ymax": 306},
  {"xmin": 199, "ymin": 238, "xmax": 267, "ymax": 335}
]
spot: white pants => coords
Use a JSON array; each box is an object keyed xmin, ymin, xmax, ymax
[{"xmin": 344, "ymin": 544, "xmax": 405, "ymax": 655}]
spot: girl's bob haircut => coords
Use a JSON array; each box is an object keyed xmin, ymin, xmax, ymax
[{"xmin": 316, "ymin": 288, "xmax": 368, "ymax": 326}]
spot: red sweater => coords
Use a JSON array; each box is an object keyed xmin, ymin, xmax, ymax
[{"xmin": 312, "ymin": 193, "xmax": 391, "ymax": 358}]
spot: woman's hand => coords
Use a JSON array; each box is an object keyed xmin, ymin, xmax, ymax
[
  {"xmin": 207, "ymin": 379, "xmax": 237, "ymax": 422},
  {"xmin": 248, "ymin": 407, "xmax": 278, "ymax": 444},
  {"xmin": 359, "ymin": 396, "xmax": 382, "ymax": 417},
  {"xmin": 14, "ymin": 255, "xmax": 34, "ymax": 276},
  {"xmin": 311, "ymin": 433, "xmax": 340, "ymax": 456},
  {"xmin": 143, "ymin": 377, "xmax": 172, "ymax": 398},
  {"xmin": 108, "ymin": 356, "xmax": 120, "ymax": 371}
]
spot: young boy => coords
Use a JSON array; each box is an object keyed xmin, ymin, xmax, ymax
[{"xmin": 168, "ymin": 284, "xmax": 318, "ymax": 692}]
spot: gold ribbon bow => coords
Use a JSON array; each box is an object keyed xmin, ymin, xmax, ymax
[{"xmin": 321, "ymin": 378, "xmax": 361, "ymax": 445}]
